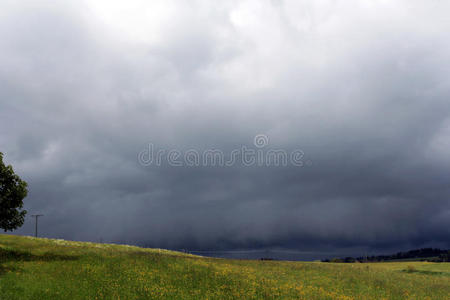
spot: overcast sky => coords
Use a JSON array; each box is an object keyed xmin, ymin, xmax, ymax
[{"xmin": 1, "ymin": 0, "xmax": 450, "ymax": 257}]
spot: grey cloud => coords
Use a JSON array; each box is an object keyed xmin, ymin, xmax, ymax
[{"xmin": 1, "ymin": 0, "xmax": 450, "ymax": 258}]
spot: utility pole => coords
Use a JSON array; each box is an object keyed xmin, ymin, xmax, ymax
[{"xmin": 31, "ymin": 214, "xmax": 44, "ymax": 237}]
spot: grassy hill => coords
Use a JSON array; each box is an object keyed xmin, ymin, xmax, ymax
[{"xmin": 0, "ymin": 234, "xmax": 449, "ymax": 299}]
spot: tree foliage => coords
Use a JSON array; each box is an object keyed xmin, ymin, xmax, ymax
[
  {"xmin": 322, "ymin": 248, "xmax": 450, "ymax": 263},
  {"xmin": 0, "ymin": 152, "xmax": 28, "ymax": 231}
]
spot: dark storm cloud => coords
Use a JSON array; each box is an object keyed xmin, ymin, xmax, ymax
[{"xmin": 1, "ymin": 0, "xmax": 450, "ymax": 256}]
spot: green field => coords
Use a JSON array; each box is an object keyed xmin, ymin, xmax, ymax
[{"xmin": 0, "ymin": 234, "xmax": 449, "ymax": 299}]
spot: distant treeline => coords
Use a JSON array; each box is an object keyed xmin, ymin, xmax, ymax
[{"xmin": 322, "ymin": 248, "xmax": 450, "ymax": 263}]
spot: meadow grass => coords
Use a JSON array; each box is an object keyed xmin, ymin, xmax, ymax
[{"xmin": 0, "ymin": 234, "xmax": 449, "ymax": 299}]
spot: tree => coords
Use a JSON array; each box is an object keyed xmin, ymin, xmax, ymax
[{"xmin": 0, "ymin": 152, "xmax": 27, "ymax": 231}]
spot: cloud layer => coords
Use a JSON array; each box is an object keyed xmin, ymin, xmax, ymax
[{"xmin": 1, "ymin": 0, "xmax": 450, "ymax": 256}]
